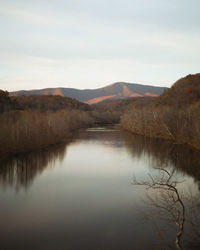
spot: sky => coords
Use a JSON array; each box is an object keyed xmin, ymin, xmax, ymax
[{"xmin": 0, "ymin": 0, "xmax": 200, "ymax": 91}]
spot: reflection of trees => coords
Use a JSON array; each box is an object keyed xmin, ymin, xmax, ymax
[
  {"xmin": 79, "ymin": 127, "xmax": 123, "ymax": 148},
  {"xmin": 122, "ymin": 130, "xmax": 200, "ymax": 248},
  {"xmin": 122, "ymin": 131, "xmax": 200, "ymax": 188},
  {"xmin": 0, "ymin": 144, "xmax": 67, "ymax": 190}
]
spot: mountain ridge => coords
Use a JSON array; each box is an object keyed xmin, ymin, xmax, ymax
[{"xmin": 10, "ymin": 82, "xmax": 167, "ymax": 104}]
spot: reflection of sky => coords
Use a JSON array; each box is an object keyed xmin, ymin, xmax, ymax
[
  {"xmin": 1, "ymin": 0, "xmax": 200, "ymax": 91},
  {"xmin": 0, "ymin": 128, "xmax": 199, "ymax": 249}
]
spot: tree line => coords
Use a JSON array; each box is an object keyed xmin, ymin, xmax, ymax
[
  {"xmin": 0, "ymin": 90, "xmax": 123, "ymax": 155},
  {"xmin": 121, "ymin": 74, "xmax": 200, "ymax": 150}
]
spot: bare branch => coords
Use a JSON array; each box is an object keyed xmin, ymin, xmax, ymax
[{"xmin": 134, "ymin": 168, "xmax": 185, "ymax": 250}]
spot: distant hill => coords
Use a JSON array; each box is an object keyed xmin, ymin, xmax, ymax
[
  {"xmin": 155, "ymin": 73, "xmax": 200, "ymax": 107},
  {"xmin": 11, "ymin": 95, "xmax": 91, "ymax": 111},
  {"xmin": 0, "ymin": 90, "xmax": 91, "ymax": 113},
  {"xmin": 10, "ymin": 82, "xmax": 167, "ymax": 104},
  {"xmin": 93, "ymin": 96, "xmax": 155, "ymax": 112}
]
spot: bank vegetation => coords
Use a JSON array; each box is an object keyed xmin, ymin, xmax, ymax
[
  {"xmin": 0, "ymin": 109, "xmax": 94, "ymax": 156},
  {"xmin": 121, "ymin": 74, "xmax": 200, "ymax": 150},
  {"xmin": 0, "ymin": 91, "xmax": 95, "ymax": 156}
]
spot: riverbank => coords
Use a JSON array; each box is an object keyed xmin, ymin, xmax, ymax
[
  {"xmin": 121, "ymin": 105, "xmax": 200, "ymax": 150},
  {"xmin": 121, "ymin": 74, "xmax": 200, "ymax": 151},
  {"xmin": 0, "ymin": 109, "xmax": 94, "ymax": 157},
  {"xmin": 0, "ymin": 110, "xmax": 121, "ymax": 157}
]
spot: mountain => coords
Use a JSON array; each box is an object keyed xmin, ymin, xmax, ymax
[{"xmin": 10, "ymin": 82, "xmax": 167, "ymax": 104}]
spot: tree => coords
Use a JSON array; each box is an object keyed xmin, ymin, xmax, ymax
[{"xmin": 134, "ymin": 168, "xmax": 200, "ymax": 250}]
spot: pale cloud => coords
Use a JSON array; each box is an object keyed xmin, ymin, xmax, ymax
[
  {"xmin": 0, "ymin": 5, "xmax": 53, "ymax": 25},
  {"xmin": 1, "ymin": 55, "xmax": 195, "ymax": 91},
  {"xmin": 0, "ymin": 0, "xmax": 200, "ymax": 91}
]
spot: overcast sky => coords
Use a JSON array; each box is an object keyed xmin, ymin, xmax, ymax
[{"xmin": 0, "ymin": 0, "xmax": 200, "ymax": 91}]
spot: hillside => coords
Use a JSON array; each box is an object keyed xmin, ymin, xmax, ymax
[
  {"xmin": 10, "ymin": 82, "xmax": 167, "ymax": 104},
  {"xmin": 121, "ymin": 73, "xmax": 200, "ymax": 150},
  {"xmin": 93, "ymin": 96, "xmax": 155, "ymax": 112},
  {"xmin": 0, "ymin": 90, "xmax": 18, "ymax": 112},
  {"xmin": 11, "ymin": 95, "xmax": 91, "ymax": 111},
  {"xmin": 155, "ymin": 73, "xmax": 200, "ymax": 107},
  {"xmin": 0, "ymin": 90, "xmax": 91, "ymax": 112}
]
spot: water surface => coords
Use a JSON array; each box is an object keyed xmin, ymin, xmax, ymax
[{"xmin": 0, "ymin": 127, "xmax": 200, "ymax": 250}]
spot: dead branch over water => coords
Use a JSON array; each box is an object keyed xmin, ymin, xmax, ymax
[
  {"xmin": 135, "ymin": 168, "xmax": 200, "ymax": 249},
  {"xmin": 135, "ymin": 169, "xmax": 185, "ymax": 250}
]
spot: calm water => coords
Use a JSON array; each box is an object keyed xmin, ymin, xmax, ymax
[{"xmin": 0, "ymin": 127, "xmax": 200, "ymax": 250}]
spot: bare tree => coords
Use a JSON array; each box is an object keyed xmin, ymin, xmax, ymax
[{"xmin": 134, "ymin": 168, "xmax": 185, "ymax": 250}]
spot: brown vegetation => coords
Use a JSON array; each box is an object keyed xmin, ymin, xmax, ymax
[
  {"xmin": 155, "ymin": 73, "xmax": 200, "ymax": 107},
  {"xmin": 0, "ymin": 90, "xmax": 91, "ymax": 113},
  {"xmin": 12, "ymin": 95, "xmax": 91, "ymax": 111},
  {"xmin": 0, "ymin": 109, "xmax": 94, "ymax": 156},
  {"xmin": 121, "ymin": 74, "xmax": 200, "ymax": 150},
  {"xmin": 1, "ymin": 88, "xmax": 132, "ymax": 155},
  {"xmin": 90, "ymin": 110, "xmax": 121, "ymax": 124},
  {"xmin": 121, "ymin": 105, "xmax": 200, "ymax": 149},
  {"xmin": 0, "ymin": 90, "xmax": 97, "ymax": 155},
  {"xmin": 93, "ymin": 96, "xmax": 155, "ymax": 111},
  {"xmin": 0, "ymin": 90, "xmax": 17, "ymax": 112},
  {"xmin": 92, "ymin": 96, "xmax": 155, "ymax": 124}
]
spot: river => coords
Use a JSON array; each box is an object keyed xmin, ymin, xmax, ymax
[{"xmin": 0, "ymin": 126, "xmax": 200, "ymax": 250}]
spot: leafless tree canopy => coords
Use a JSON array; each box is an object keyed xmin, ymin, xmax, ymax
[{"xmin": 134, "ymin": 168, "xmax": 200, "ymax": 250}]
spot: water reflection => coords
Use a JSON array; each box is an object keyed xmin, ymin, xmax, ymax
[
  {"xmin": 78, "ymin": 127, "xmax": 123, "ymax": 148},
  {"xmin": 0, "ymin": 144, "xmax": 67, "ymax": 190},
  {"xmin": 122, "ymin": 131, "xmax": 200, "ymax": 249},
  {"xmin": 1, "ymin": 128, "xmax": 200, "ymax": 191},
  {"xmin": 0, "ymin": 127, "xmax": 200, "ymax": 249},
  {"xmin": 135, "ymin": 166, "xmax": 200, "ymax": 249},
  {"xmin": 122, "ymin": 131, "xmax": 200, "ymax": 189}
]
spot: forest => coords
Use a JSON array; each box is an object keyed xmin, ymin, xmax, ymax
[
  {"xmin": 0, "ymin": 91, "xmax": 94, "ymax": 156},
  {"xmin": 1, "ymin": 73, "xmax": 200, "ymax": 155},
  {"xmin": 121, "ymin": 74, "xmax": 200, "ymax": 150},
  {"xmin": 0, "ymin": 90, "xmax": 122, "ymax": 156}
]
